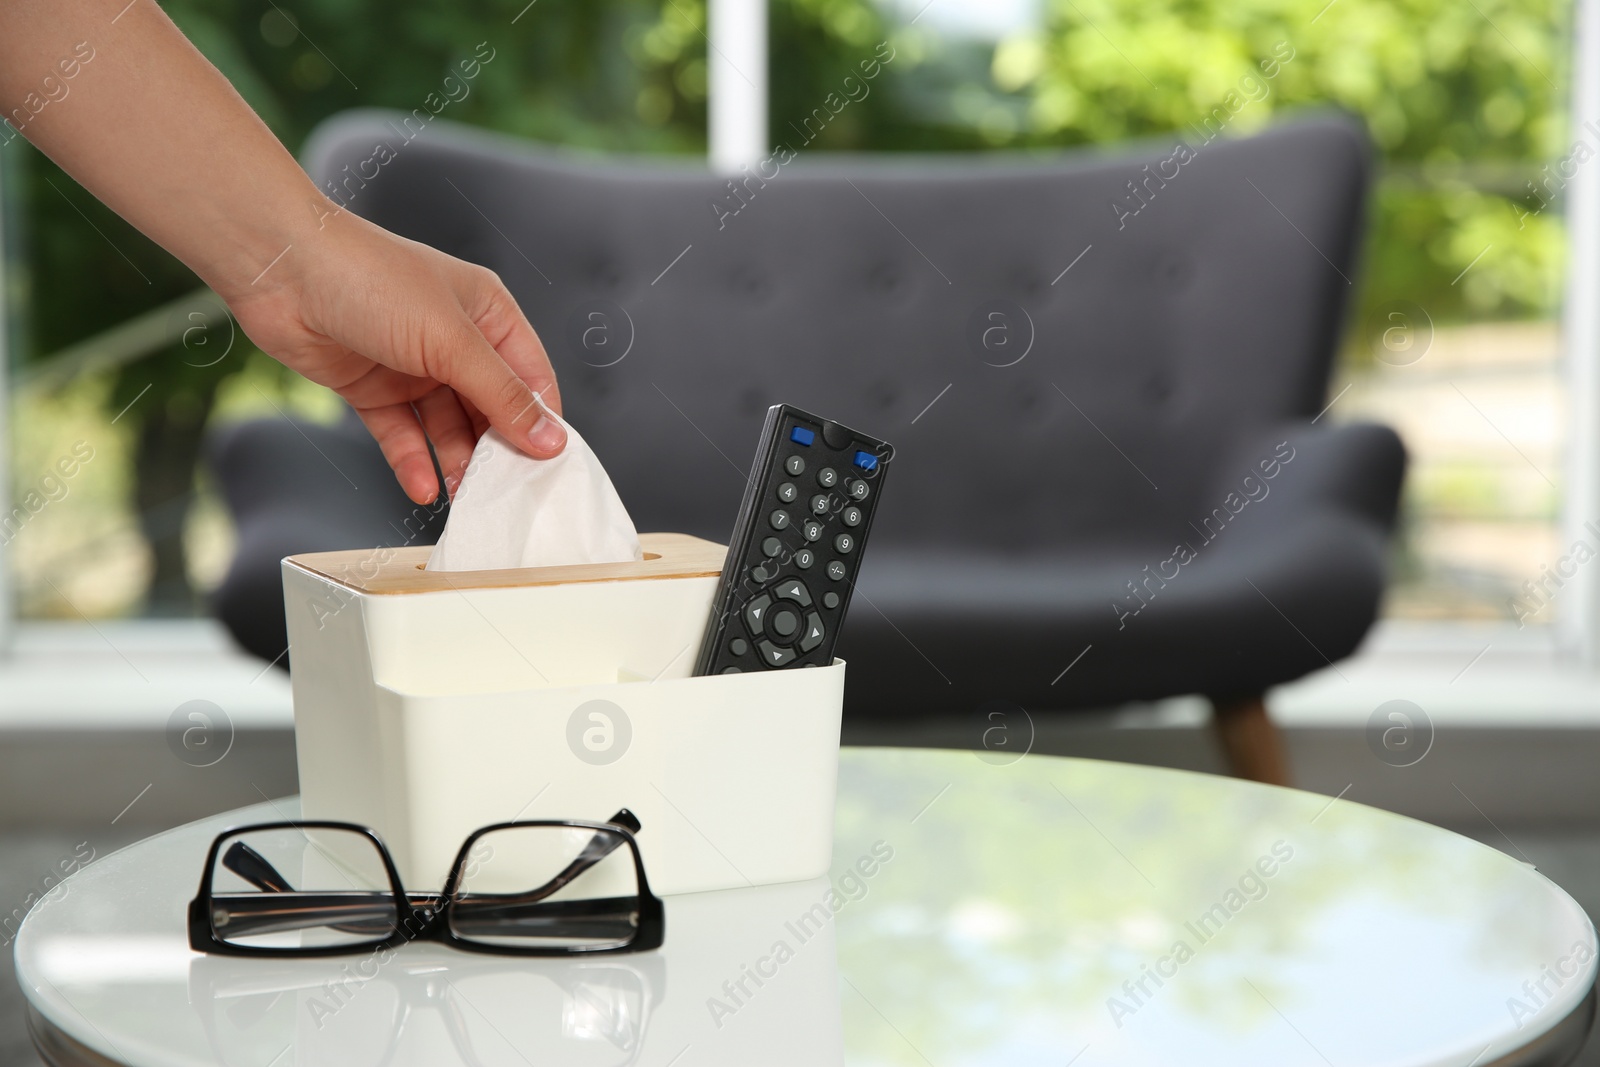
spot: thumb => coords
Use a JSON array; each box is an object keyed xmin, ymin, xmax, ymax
[{"xmin": 434, "ymin": 322, "xmax": 567, "ymax": 458}]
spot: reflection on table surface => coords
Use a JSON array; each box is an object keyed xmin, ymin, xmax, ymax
[
  {"xmin": 27, "ymin": 873, "xmax": 843, "ymax": 1067},
  {"xmin": 16, "ymin": 749, "xmax": 1600, "ymax": 1067},
  {"xmin": 832, "ymin": 751, "xmax": 1598, "ymax": 1066},
  {"xmin": 187, "ymin": 952, "xmax": 664, "ymax": 1067}
]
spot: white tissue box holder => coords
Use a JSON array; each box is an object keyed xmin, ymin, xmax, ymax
[{"xmin": 282, "ymin": 533, "xmax": 844, "ymax": 896}]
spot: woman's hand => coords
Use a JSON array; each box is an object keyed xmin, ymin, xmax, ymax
[
  {"xmin": 1, "ymin": 0, "xmax": 565, "ymax": 506},
  {"xmin": 222, "ymin": 213, "xmax": 566, "ymax": 505}
]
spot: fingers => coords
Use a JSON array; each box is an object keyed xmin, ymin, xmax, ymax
[
  {"xmin": 460, "ymin": 271, "xmax": 563, "ymax": 419},
  {"xmin": 414, "ymin": 386, "xmax": 477, "ymax": 496},
  {"xmin": 458, "ymin": 396, "xmax": 490, "ymax": 440},
  {"xmin": 355, "ymin": 402, "xmax": 442, "ymax": 505},
  {"xmin": 425, "ymin": 322, "xmax": 568, "ymax": 460}
]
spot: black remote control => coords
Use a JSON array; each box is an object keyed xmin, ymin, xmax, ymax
[{"xmin": 693, "ymin": 405, "xmax": 892, "ymax": 675}]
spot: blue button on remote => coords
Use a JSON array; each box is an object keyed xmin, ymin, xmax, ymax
[
  {"xmin": 853, "ymin": 450, "xmax": 878, "ymax": 471},
  {"xmin": 790, "ymin": 426, "xmax": 815, "ymax": 446}
]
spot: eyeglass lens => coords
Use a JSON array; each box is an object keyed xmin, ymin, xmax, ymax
[
  {"xmin": 449, "ymin": 826, "xmax": 642, "ymax": 950},
  {"xmin": 207, "ymin": 827, "xmax": 398, "ymax": 950}
]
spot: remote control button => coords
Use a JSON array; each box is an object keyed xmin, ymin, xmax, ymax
[
  {"xmin": 853, "ymin": 450, "xmax": 879, "ymax": 471},
  {"xmin": 762, "ymin": 537, "xmax": 782, "ymax": 557},
  {"xmin": 785, "ymin": 455, "xmax": 805, "ymax": 476},
  {"xmin": 795, "ymin": 548, "xmax": 815, "ymax": 569},
  {"xmin": 730, "ymin": 638, "xmax": 749, "ymax": 656},
  {"xmin": 777, "ymin": 481, "xmax": 798, "ymax": 503},
  {"xmin": 802, "ymin": 519, "xmax": 823, "ymax": 542},
  {"xmin": 770, "ymin": 606, "xmax": 801, "ymax": 639},
  {"xmin": 759, "ymin": 640, "xmax": 796, "ymax": 667},
  {"xmin": 823, "ymin": 591, "xmax": 840, "ymax": 609},
  {"xmin": 722, "ymin": 666, "xmax": 742, "ymax": 674},
  {"xmin": 790, "ymin": 426, "xmax": 815, "ymax": 446},
  {"xmin": 752, "ymin": 561, "xmax": 778, "ymax": 582},
  {"xmin": 774, "ymin": 579, "xmax": 813, "ymax": 606},
  {"xmin": 827, "ymin": 560, "xmax": 847, "ymax": 581},
  {"xmin": 846, "ymin": 478, "xmax": 869, "ymax": 501},
  {"xmin": 834, "ymin": 533, "xmax": 854, "ymax": 554},
  {"xmin": 769, "ymin": 509, "xmax": 791, "ymax": 530},
  {"xmin": 743, "ymin": 594, "xmax": 772, "ymax": 636},
  {"xmin": 817, "ymin": 467, "xmax": 838, "ymax": 488},
  {"xmin": 799, "ymin": 612, "xmax": 826, "ymax": 652},
  {"xmin": 842, "ymin": 506, "xmax": 863, "ymax": 527},
  {"xmin": 810, "ymin": 494, "xmax": 830, "ymax": 516}
]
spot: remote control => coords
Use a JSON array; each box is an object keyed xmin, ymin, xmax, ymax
[{"xmin": 693, "ymin": 405, "xmax": 892, "ymax": 675}]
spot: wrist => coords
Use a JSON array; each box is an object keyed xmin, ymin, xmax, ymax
[{"xmin": 205, "ymin": 186, "xmax": 364, "ymax": 307}]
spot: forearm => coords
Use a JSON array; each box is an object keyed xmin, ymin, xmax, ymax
[
  {"xmin": 0, "ymin": 0, "xmax": 329, "ymax": 300},
  {"xmin": 3, "ymin": 0, "xmax": 568, "ymax": 499}
]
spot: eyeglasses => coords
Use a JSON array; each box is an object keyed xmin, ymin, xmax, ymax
[{"xmin": 187, "ymin": 810, "xmax": 664, "ymax": 957}]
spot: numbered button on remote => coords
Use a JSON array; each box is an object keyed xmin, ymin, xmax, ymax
[
  {"xmin": 795, "ymin": 548, "xmax": 815, "ymax": 569},
  {"xmin": 785, "ymin": 455, "xmax": 805, "ymax": 476},
  {"xmin": 826, "ymin": 560, "xmax": 847, "ymax": 581},
  {"xmin": 817, "ymin": 467, "xmax": 838, "ymax": 488},
  {"xmin": 759, "ymin": 640, "xmax": 796, "ymax": 667},
  {"xmin": 802, "ymin": 519, "xmax": 823, "ymax": 542},
  {"xmin": 810, "ymin": 494, "xmax": 830, "ymax": 516},
  {"xmin": 846, "ymin": 478, "xmax": 869, "ymax": 501},
  {"xmin": 842, "ymin": 506, "xmax": 862, "ymax": 527},
  {"xmin": 834, "ymin": 533, "xmax": 854, "ymax": 554},
  {"xmin": 799, "ymin": 613, "xmax": 826, "ymax": 652},
  {"xmin": 774, "ymin": 579, "xmax": 813, "ymax": 606},
  {"xmin": 769, "ymin": 510, "xmax": 791, "ymax": 530},
  {"xmin": 743, "ymin": 594, "xmax": 772, "ymax": 636},
  {"xmin": 777, "ymin": 482, "xmax": 798, "ymax": 503}
]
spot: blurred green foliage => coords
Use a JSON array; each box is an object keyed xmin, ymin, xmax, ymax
[
  {"xmin": 5, "ymin": 0, "xmax": 1574, "ymax": 613},
  {"xmin": 768, "ymin": 0, "xmax": 1571, "ymax": 332},
  {"xmin": 10, "ymin": 0, "xmax": 716, "ymax": 611}
]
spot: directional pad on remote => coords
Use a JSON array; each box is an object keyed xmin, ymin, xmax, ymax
[
  {"xmin": 758, "ymin": 640, "xmax": 796, "ymax": 667},
  {"xmin": 770, "ymin": 606, "xmax": 801, "ymax": 639},
  {"xmin": 743, "ymin": 594, "xmax": 772, "ymax": 637},
  {"xmin": 773, "ymin": 579, "xmax": 813, "ymax": 607},
  {"xmin": 799, "ymin": 612, "xmax": 826, "ymax": 653}
]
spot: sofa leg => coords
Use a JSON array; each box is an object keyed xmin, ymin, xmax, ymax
[{"xmin": 1210, "ymin": 695, "xmax": 1290, "ymax": 786}]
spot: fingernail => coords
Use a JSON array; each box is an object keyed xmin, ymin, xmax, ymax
[{"xmin": 527, "ymin": 414, "xmax": 567, "ymax": 454}]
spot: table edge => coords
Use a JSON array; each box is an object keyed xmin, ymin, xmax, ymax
[{"xmin": 27, "ymin": 978, "xmax": 1598, "ymax": 1067}]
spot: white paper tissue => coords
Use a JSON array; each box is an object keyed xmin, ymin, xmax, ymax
[{"xmin": 426, "ymin": 415, "xmax": 643, "ymax": 572}]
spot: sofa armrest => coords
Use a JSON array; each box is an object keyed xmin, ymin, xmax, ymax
[{"xmin": 1205, "ymin": 420, "xmax": 1407, "ymax": 533}]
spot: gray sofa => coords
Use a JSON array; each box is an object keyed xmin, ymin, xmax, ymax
[{"xmin": 211, "ymin": 111, "xmax": 1405, "ymax": 783}]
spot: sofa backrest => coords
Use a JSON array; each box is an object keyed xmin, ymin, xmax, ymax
[{"xmin": 304, "ymin": 112, "xmax": 1369, "ymax": 554}]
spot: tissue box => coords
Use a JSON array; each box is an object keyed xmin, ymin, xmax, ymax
[{"xmin": 282, "ymin": 533, "xmax": 844, "ymax": 896}]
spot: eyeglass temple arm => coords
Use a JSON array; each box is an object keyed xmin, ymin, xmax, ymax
[
  {"xmin": 222, "ymin": 841, "xmax": 296, "ymax": 893},
  {"xmin": 221, "ymin": 808, "xmax": 641, "ymax": 912},
  {"xmin": 211, "ymin": 892, "xmax": 641, "ymax": 940},
  {"xmin": 220, "ymin": 842, "xmax": 408, "ymax": 937},
  {"xmin": 459, "ymin": 809, "xmax": 642, "ymax": 908},
  {"xmin": 530, "ymin": 808, "xmax": 639, "ymax": 902}
]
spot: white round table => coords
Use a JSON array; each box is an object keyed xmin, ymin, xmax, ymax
[{"xmin": 16, "ymin": 748, "xmax": 1598, "ymax": 1066}]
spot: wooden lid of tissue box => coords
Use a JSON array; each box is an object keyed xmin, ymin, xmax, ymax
[{"xmin": 286, "ymin": 532, "xmax": 725, "ymax": 595}]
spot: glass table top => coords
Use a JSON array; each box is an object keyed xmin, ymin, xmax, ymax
[{"xmin": 15, "ymin": 748, "xmax": 1598, "ymax": 1066}]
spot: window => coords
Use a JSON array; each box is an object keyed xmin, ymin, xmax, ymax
[
  {"xmin": 2, "ymin": 0, "xmax": 1590, "ymax": 647},
  {"xmin": 773, "ymin": 0, "xmax": 1576, "ymax": 628},
  {"xmin": 3, "ymin": 0, "xmax": 710, "ymax": 627}
]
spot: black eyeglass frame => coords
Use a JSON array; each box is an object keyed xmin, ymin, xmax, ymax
[{"xmin": 188, "ymin": 816, "xmax": 665, "ymax": 958}]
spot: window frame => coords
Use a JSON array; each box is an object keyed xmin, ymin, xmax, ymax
[{"xmin": 1559, "ymin": 0, "xmax": 1600, "ymax": 661}]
